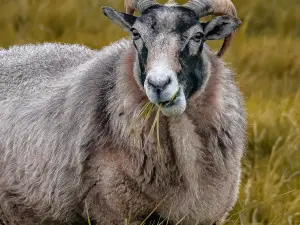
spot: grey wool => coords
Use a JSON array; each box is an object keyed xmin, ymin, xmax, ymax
[{"xmin": 0, "ymin": 5, "xmax": 246, "ymax": 225}]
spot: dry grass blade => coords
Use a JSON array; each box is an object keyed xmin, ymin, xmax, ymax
[
  {"xmin": 85, "ymin": 202, "xmax": 92, "ymax": 225},
  {"xmin": 140, "ymin": 198, "xmax": 166, "ymax": 225},
  {"xmin": 128, "ymin": 101, "xmax": 163, "ymax": 155},
  {"xmin": 155, "ymin": 105, "xmax": 162, "ymax": 156},
  {"xmin": 144, "ymin": 104, "xmax": 162, "ymax": 155},
  {"xmin": 174, "ymin": 214, "xmax": 188, "ymax": 225},
  {"xmin": 127, "ymin": 101, "xmax": 155, "ymax": 139},
  {"xmin": 124, "ymin": 218, "xmax": 129, "ymax": 225},
  {"xmin": 143, "ymin": 102, "xmax": 156, "ymax": 122}
]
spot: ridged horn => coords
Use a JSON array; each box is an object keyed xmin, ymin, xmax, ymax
[{"xmin": 125, "ymin": 0, "xmax": 160, "ymax": 14}]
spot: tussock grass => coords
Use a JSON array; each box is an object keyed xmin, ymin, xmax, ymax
[{"xmin": 1, "ymin": 0, "xmax": 299, "ymax": 224}]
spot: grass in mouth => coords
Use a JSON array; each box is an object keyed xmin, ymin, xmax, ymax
[
  {"xmin": 130, "ymin": 91, "xmax": 178, "ymax": 155},
  {"xmin": 145, "ymin": 104, "xmax": 162, "ymax": 156},
  {"xmin": 129, "ymin": 102, "xmax": 163, "ymax": 156}
]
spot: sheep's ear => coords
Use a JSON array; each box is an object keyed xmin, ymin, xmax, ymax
[
  {"xmin": 102, "ymin": 6, "xmax": 137, "ymax": 32},
  {"xmin": 203, "ymin": 15, "xmax": 241, "ymax": 40}
]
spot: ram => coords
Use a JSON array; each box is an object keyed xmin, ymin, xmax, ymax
[{"xmin": 0, "ymin": 0, "xmax": 246, "ymax": 224}]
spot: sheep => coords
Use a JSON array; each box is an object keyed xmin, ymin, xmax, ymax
[
  {"xmin": 0, "ymin": 0, "xmax": 246, "ymax": 224},
  {"xmin": 0, "ymin": 49, "xmax": 6, "ymax": 57}
]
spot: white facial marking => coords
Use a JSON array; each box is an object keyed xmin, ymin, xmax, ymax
[
  {"xmin": 144, "ymin": 62, "xmax": 187, "ymax": 117},
  {"xmin": 145, "ymin": 62, "xmax": 179, "ymax": 103}
]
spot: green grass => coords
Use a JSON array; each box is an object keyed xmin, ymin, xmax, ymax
[{"xmin": 1, "ymin": 0, "xmax": 300, "ymax": 224}]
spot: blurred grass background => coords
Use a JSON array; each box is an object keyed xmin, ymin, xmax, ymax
[{"xmin": 0, "ymin": 0, "xmax": 299, "ymax": 224}]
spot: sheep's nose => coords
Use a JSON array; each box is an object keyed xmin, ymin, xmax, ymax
[
  {"xmin": 145, "ymin": 67, "xmax": 178, "ymax": 103},
  {"xmin": 146, "ymin": 68, "xmax": 175, "ymax": 95},
  {"xmin": 147, "ymin": 77, "xmax": 171, "ymax": 91}
]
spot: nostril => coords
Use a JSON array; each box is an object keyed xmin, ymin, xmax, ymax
[
  {"xmin": 148, "ymin": 77, "xmax": 171, "ymax": 89},
  {"xmin": 165, "ymin": 77, "xmax": 171, "ymax": 87},
  {"xmin": 156, "ymin": 88, "xmax": 161, "ymax": 95},
  {"xmin": 148, "ymin": 79, "xmax": 157, "ymax": 88},
  {"xmin": 160, "ymin": 77, "xmax": 171, "ymax": 89}
]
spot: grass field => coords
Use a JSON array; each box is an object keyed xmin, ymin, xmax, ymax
[{"xmin": 0, "ymin": 0, "xmax": 299, "ymax": 224}]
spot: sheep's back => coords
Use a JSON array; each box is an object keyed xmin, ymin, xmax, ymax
[
  {"xmin": 0, "ymin": 40, "xmax": 132, "ymax": 222},
  {"xmin": 0, "ymin": 43, "xmax": 96, "ymax": 101}
]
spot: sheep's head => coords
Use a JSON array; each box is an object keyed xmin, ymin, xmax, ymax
[{"xmin": 102, "ymin": 0, "xmax": 241, "ymax": 117}]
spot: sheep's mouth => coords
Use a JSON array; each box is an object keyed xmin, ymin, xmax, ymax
[
  {"xmin": 159, "ymin": 88, "xmax": 187, "ymax": 117},
  {"xmin": 161, "ymin": 100, "xmax": 174, "ymax": 107},
  {"xmin": 159, "ymin": 90, "xmax": 179, "ymax": 108}
]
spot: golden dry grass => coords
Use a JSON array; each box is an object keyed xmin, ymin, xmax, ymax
[{"xmin": 0, "ymin": 0, "xmax": 299, "ymax": 224}]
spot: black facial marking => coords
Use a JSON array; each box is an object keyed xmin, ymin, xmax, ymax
[
  {"xmin": 135, "ymin": 42, "xmax": 148, "ymax": 86},
  {"xmin": 197, "ymin": 41, "xmax": 204, "ymax": 55},
  {"xmin": 180, "ymin": 44, "xmax": 190, "ymax": 63},
  {"xmin": 173, "ymin": 7, "xmax": 199, "ymax": 33},
  {"xmin": 178, "ymin": 56, "xmax": 205, "ymax": 98},
  {"xmin": 151, "ymin": 20, "xmax": 157, "ymax": 30}
]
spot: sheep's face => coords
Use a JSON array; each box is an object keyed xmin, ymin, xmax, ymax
[{"xmin": 103, "ymin": 5, "xmax": 241, "ymax": 117}]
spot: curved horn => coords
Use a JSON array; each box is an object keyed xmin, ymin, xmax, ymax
[
  {"xmin": 183, "ymin": 0, "xmax": 237, "ymax": 17},
  {"xmin": 183, "ymin": 0, "xmax": 237, "ymax": 57},
  {"xmin": 136, "ymin": 0, "xmax": 160, "ymax": 12},
  {"xmin": 125, "ymin": 0, "xmax": 160, "ymax": 14}
]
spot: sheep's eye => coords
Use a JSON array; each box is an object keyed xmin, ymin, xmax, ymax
[
  {"xmin": 131, "ymin": 28, "xmax": 141, "ymax": 40},
  {"xmin": 192, "ymin": 32, "xmax": 203, "ymax": 42}
]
